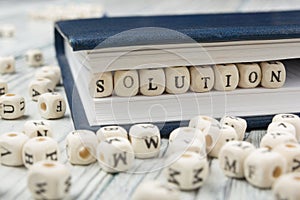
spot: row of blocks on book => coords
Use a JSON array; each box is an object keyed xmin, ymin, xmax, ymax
[{"xmin": 90, "ymin": 61, "xmax": 286, "ymax": 98}]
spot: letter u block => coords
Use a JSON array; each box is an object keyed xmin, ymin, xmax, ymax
[
  {"xmin": 0, "ymin": 93, "xmax": 25, "ymax": 119},
  {"xmin": 165, "ymin": 66, "xmax": 190, "ymax": 94}
]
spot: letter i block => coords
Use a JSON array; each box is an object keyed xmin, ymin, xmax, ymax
[
  {"xmin": 165, "ymin": 66, "xmax": 190, "ymax": 94},
  {"xmin": 214, "ymin": 64, "xmax": 239, "ymax": 91},
  {"xmin": 260, "ymin": 61, "xmax": 286, "ymax": 88},
  {"xmin": 129, "ymin": 124, "xmax": 161, "ymax": 159},
  {"xmin": 89, "ymin": 72, "xmax": 113, "ymax": 98},
  {"xmin": 37, "ymin": 92, "xmax": 66, "ymax": 119}
]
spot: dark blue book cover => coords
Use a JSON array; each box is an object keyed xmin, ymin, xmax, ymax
[{"xmin": 55, "ymin": 11, "xmax": 300, "ymax": 136}]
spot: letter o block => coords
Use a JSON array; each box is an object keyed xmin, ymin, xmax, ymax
[
  {"xmin": 37, "ymin": 92, "xmax": 66, "ymax": 119},
  {"xmin": 237, "ymin": 63, "xmax": 261, "ymax": 88},
  {"xmin": 114, "ymin": 70, "xmax": 139, "ymax": 97}
]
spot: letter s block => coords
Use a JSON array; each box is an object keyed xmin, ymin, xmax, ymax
[
  {"xmin": 37, "ymin": 92, "xmax": 66, "ymax": 119},
  {"xmin": 89, "ymin": 72, "xmax": 113, "ymax": 98}
]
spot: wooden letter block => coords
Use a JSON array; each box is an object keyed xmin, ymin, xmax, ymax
[
  {"xmin": 0, "ymin": 56, "xmax": 15, "ymax": 74},
  {"xmin": 132, "ymin": 181, "xmax": 180, "ymax": 200},
  {"xmin": 28, "ymin": 161, "xmax": 71, "ymax": 200},
  {"xmin": 272, "ymin": 172, "xmax": 300, "ymax": 200},
  {"xmin": 164, "ymin": 152, "xmax": 209, "ymax": 190},
  {"xmin": 260, "ymin": 132, "xmax": 297, "ymax": 150},
  {"xmin": 89, "ymin": 71, "xmax": 113, "ymax": 98},
  {"xmin": 97, "ymin": 137, "xmax": 135, "ymax": 173},
  {"xmin": 189, "ymin": 65, "xmax": 214, "ymax": 92},
  {"xmin": 273, "ymin": 143, "xmax": 300, "ymax": 172},
  {"xmin": 29, "ymin": 78, "xmax": 54, "ymax": 101},
  {"xmin": 220, "ymin": 116, "xmax": 247, "ymax": 140},
  {"xmin": 214, "ymin": 64, "xmax": 239, "ymax": 91},
  {"xmin": 96, "ymin": 125, "xmax": 128, "ymax": 143},
  {"xmin": 0, "ymin": 132, "xmax": 29, "ymax": 166},
  {"xmin": 23, "ymin": 120, "xmax": 53, "ymax": 138},
  {"xmin": 237, "ymin": 63, "xmax": 261, "ymax": 88},
  {"xmin": 66, "ymin": 130, "xmax": 98, "ymax": 165},
  {"xmin": 165, "ymin": 66, "xmax": 190, "ymax": 94},
  {"xmin": 0, "ymin": 79, "xmax": 8, "ymax": 96},
  {"xmin": 244, "ymin": 148, "xmax": 287, "ymax": 188},
  {"xmin": 139, "ymin": 68, "xmax": 165, "ymax": 96},
  {"xmin": 22, "ymin": 137, "xmax": 60, "ymax": 168},
  {"xmin": 273, "ymin": 114, "xmax": 300, "ymax": 141},
  {"xmin": 37, "ymin": 92, "xmax": 66, "ymax": 119},
  {"xmin": 35, "ymin": 68, "xmax": 58, "ymax": 88},
  {"xmin": 25, "ymin": 49, "xmax": 44, "ymax": 67},
  {"xmin": 267, "ymin": 121, "xmax": 296, "ymax": 137},
  {"xmin": 114, "ymin": 70, "xmax": 139, "ymax": 97},
  {"xmin": 219, "ymin": 141, "xmax": 256, "ymax": 178},
  {"xmin": 260, "ymin": 61, "xmax": 286, "ymax": 88},
  {"xmin": 129, "ymin": 124, "xmax": 161, "ymax": 159},
  {"xmin": 0, "ymin": 93, "xmax": 25, "ymax": 119}
]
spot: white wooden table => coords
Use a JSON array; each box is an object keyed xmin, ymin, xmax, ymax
[{"xmin": 0, "ymin": 1, "xmax": 299, "ymax": 199}]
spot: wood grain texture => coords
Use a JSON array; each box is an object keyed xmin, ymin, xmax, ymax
[{"xmin": 0, "ymin": 0, "xmax": 298, "ymax": 199}]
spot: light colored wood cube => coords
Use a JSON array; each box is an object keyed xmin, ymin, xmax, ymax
[
  {"xmin": 27, "ymin": 161, "xmax": 71, "ymax": 200},
  {"xmin": 244, "ymin": 148, "xmax": 287, "ymax": 188},
  {"xmin": 89, "ymin": 72, "xmax": 113, "ymax": 98},
  {"xmin": 214, "ymin": 64, "xmax": 239, "ymax": 91},
  {"xmin": 0, "ymin": 93, "xmax": 25, "ymax": 119},
  {"xmin": 260, "ymin": 132, "xmax": 297, "ymax": 150},
  {"xmin": 272, "ymin": 172, "xmax": 300, "ymax": 200},
  {"xmin": 0, "ymin": 24, "xmax": 15, "ymax": 37},
  {"xmin": 165, "ymin": 66, "xmax": 190, "ymax": 94},
  {"xmin": 267, "ymin": 121, "xmax": 296, "ymax": 137},
  {"xmin": 114, "ymin": 70, "xmax": 139, "ymax": 97},
  {"xmin": 189, "ymin": 65, "xmax": 214, "ymax": 92},
  {"xmin": 219, "ymin": 141, "xmax": 256, "ymax": 178},
  {"xmin": 29, "ymin": 78, "xmax": 54, "ymax": 101},
  {"xmin": 139, "ymin": 68, "xmax": 165, "ymax": 96},
  {"xmin": 164, "ymin": 151, "xmax": 209, "ymax": 190},
  {"xmin": 220, "ymin": 116, "xmax": 247, "ymax": 140},
  {"xmin": 273, "ymin": 143, "xmax": 300, "ymax": 172},
  {"xmin": 129, "ymin": 124, "xmax": 161, "ymax": 159},
  {"xmin": 273, "ymin": 114, "xmax": 300, "ymax": 141},
  {"xmin": 208, "ymin": 125, "xmax": 238, "ymax": 158},
  {"xmin": 0, "ymin": 56, "xmax": 15, "ymax": 74},
  {"xmin": 35, "ymin": 68, "xmax": 58, "ymax": 88},
  {"xmin": 0, "ymin": 132, "xmax": 29, "ymax": 166},
  {"xmin": 23, "ymin": 120, "xmax": 53, "ymax": 138},
  {"xmin": 22, "ymin": 137, "xmax": 60, "ymax": 168},
  {"xmin": 131, "ymin": 181, "xmax": 180, "ymax": 200},
  {"xmin": 66, "ymin": 130, "xmax": 98, "ymax": 165},
  {"xmin": 25, "ymin": 49, "xmax": 44, "ymax": 67},
  {"xmin": 0, "ymin": 79, "xmax": 8, "ymax": 96},
  {"xmin": 260, "ymin": 61, "xmax": 286, "ymax": 88},
  {"xmin": 237, "ymin": 63, "xmax": 261, "ymax": 88},
  {"xmin": 96, "ymin": 126, "xmax": 128, "ymax": 143},
  {"xmin": 97, "ymin": 137, "xmax": 135, "ymax": 173},
  {"xmin": 37, "ymin": 92, "xmax": 66, "ymax": 119}
]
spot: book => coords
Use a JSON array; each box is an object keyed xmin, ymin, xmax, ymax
[{"xmin": 55, "ymin": 11, "xmax": 300, "ymax": 136}]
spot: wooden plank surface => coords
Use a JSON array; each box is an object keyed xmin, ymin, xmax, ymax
[{"xmin": 0, "ymin": 1, "xmax": 298, "ymax": 199}]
